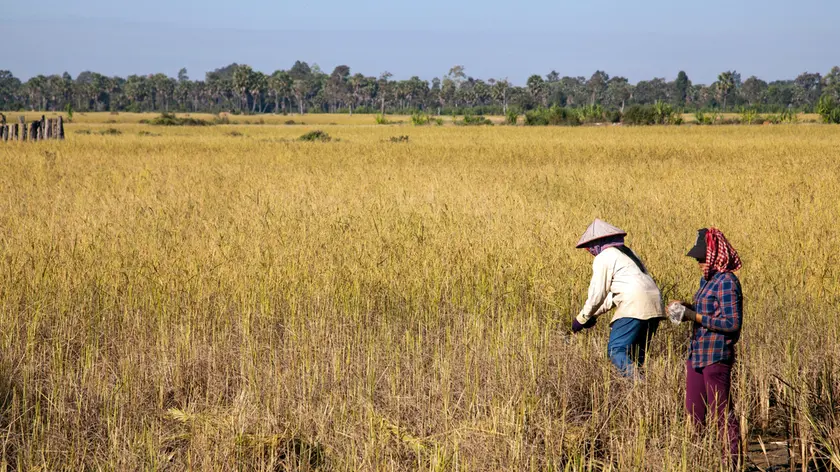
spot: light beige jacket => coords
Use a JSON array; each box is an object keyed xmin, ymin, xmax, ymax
[{"xmin": 576, "ymin": 247, "xmax": 665, "ymax": 325}]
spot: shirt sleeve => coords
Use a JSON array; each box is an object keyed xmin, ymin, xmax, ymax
[
  {"xmin": 698, "ymin": 275, "xmax": 742, "ymax": 333},
  {"xmin": 576, "ymin": 255, "xmax": 614, "ymax": 324}
]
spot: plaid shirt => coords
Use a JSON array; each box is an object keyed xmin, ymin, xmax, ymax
[{"xmin": 688, "ymin": 272, "xmax": 743, "ymax": 368}]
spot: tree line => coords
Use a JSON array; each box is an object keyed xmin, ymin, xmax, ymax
[{"xmin": 2, "ymin": 63, "xmax": 839, "ymax": 115}]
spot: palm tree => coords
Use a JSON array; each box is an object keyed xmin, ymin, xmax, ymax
[
  {"xmin": 526, "ymin": 75, "xmax": 546, "ymax": 107},
  {"xmin": 232, "ymin": 65, "xmax": 254, "ymax": 112},
  {"xmin": 717, "ymin": 71, "xmax": 735, "ymax": 111},
  {"xmin": 490, "ymin": 79, "xmax": 511, "ymax": 114},
  {"xmin": 250, "ymin": 71, "xmax": 267, "ymax": 113}
]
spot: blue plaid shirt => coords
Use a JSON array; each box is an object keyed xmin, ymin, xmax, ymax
[{"xmin": 688, "ymin": 272, "xmax": 743, "ymax": 369}]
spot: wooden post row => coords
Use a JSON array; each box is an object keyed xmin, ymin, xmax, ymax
[{"xmin": 1, "ymin": 116, "xmax": 66, "ymax": 142}]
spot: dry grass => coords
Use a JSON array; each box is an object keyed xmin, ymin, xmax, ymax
[{"xmin": 0, "ymin": 122, "xmax": 838, "ymax": 470}]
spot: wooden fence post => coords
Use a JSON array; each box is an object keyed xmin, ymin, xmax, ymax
[
  {"xmin": 18, "ymin": 117, "xmax": 25, "ymax": 141},
  {"xmin": 58, "ymin": 116, "xmax": 64, "ymax": 140},
  {"xmin": 39, "ymin": 116, "xmax": 46, "ymax": 140}
]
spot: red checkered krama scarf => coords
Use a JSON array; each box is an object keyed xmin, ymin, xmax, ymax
[{"xmin": 704, "ymin": 228, "xmax": 742, "ymax": 280}]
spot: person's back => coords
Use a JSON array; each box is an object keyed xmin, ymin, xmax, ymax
[
  {"xmin": 572, "ymin": 219, "xmax": 665, "ymax": 378},
  {"xmin": 584, "ymin": 246, "xmax": 663, "ymax": 325}
]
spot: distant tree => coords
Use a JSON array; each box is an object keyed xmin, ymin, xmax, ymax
[
  {"xmin": 716, "ymin": 71, "xmax": 736, "ymax": 110},
  {"xmin": 793, "ymin": 72, "xmax": 822, "ymax": 108},
  {"xmin": 825, "ymin": 66, "xmax": 840, "ymax": 100},
  {"xmin": 546, "ymin": 70, "xmax": 560, "ymax": 83},
  {"xmin": 250, "ymin": 71, "xmax": 267, "ymax": 113},
  {"xmin": 289, "ymin": 61, "xmax": 312, "ymax": 82},
  {"xmin": 490, "ymin": 78, "xmax": 511, "ymax": 114},
  {"xmin": 0, "ymin": 70, "xmax": 22, "ymax": 110},
  {"xmin": 585, "ymin": 70, "xmax": 609, "ymax": 105},
  {"xmin": 766, "ymin": 81, "xmax": 795, "ymax": 109},
  {"xmin": 559, "ymin": 76, "xmax": 587, "ymax": 106},
  {"xmin": 178, "ymin": 68, "xmax": 189, "ymax": 83},
  {"xmin": 633, "ymin": 78, "xmax": 668, "ymax": 105},
  {"xmin": 605, "ymin": 76, "xmax": 633, "ymax": 112},
  {"xmin": 741, "ymin": 76, "xmax": 768, "ymax": 107},
  {"xmin": 150, "ymin": 73, "xmax": 175, "ymax": 112},
  {"xmin": 292, "ymin": 78, "xmax": 308, "ymax": 114},
  {"xmin": 377, "ymin": 71, "xmax": 393, "ymax": 114},
  {"xmin": 447, "ymin": 65, "xmax": 467, "ymax": 88},
  {"xmin": 526, "ymin": 74, "xmax": 547, "ymax": 107},
  {"xmin": 233, "ymin": 65, "xmax": 255, "ymax": 112},
  {"xmin": 325, "ymin": 65, "xmax": 351, "ymax": 112},
  {"xmin": 673, "ymin": 71, "xmax": 690, "ymax": 107},
  {"xmin": 268, "ymin": 71, "xmax": 293, "ymax": 114}
]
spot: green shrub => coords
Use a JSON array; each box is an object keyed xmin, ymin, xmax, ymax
[
  {"xmin": 299, "ymin": 130, "xmax": 331, "ymax": 142},
  {"xmin": 375, "ymin": 114, "xmax": 389, "ymax": 125},
  {"xmin": 434, "ymin": 118, "xmax": 444, "ymax": 126},
  {"xmin": 817, "ymin": 96, "xmax": 840, "ymax": 124},
  {"xmin": 98, "ymin": 128, "xmax": 122, "ymax": 136},
  {"xmin": 578, "ymin": 104, "xmax": 606, "ymax": 124},
  {"xmin": 652, "ymin": 101, "xmax": 678, "ymax": 124},
  {"xmin": 457, "ymin": 115, "xmax": 493, "ymax": 126},
  {"xmin": 740, "ymin": 108, "xmax": 759, "ymax": 125},
  {"xmin": 780, "ymin": 109, "xmax": 798, "ymax": 123},
  {"xmin": 411, "ymin": 113, "xmax": 431, "ymax": 126},
  {"xmin": 524, "ymin": 106, "xmax": 581, "ymax": 126},
  {"xmin": 622, "ymin": 105, "xmax": 656, "ymax": 126},
  {"xmin": 505, "ymin": 109, "xmax": 519, "ymax": 125},
  {"xmin": 148, "ymin": 113, "xmax": 212, "ymax": 126}
]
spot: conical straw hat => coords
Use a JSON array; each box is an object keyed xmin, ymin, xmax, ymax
[{"xmin": 575, "ymin": 219, "xmax": 627, "ymax": 248}]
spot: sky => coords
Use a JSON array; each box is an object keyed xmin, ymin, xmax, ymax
[{"xmin": 3, "ymin": 0, "xmax": 839, "ymax": 85}]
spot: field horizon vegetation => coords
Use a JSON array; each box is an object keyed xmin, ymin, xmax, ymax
[{"xmin": 0, "ymin": 112, "xmax": 839, "ymax": 470}]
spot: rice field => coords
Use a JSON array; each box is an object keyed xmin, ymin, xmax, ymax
[{"xmin": 0, "ymin": 115, "xmax": 838, "ymax": 470}]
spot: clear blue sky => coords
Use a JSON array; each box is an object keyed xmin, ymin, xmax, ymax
[{"xmin": 3, "ymin": 0, "xmax": 838, "ymax": 84}]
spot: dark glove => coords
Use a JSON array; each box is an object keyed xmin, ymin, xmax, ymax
[{"xmin": 571, "ymin": 316, "xmax": 597, "ymax": 333}]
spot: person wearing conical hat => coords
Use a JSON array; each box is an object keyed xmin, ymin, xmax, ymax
[{"xmin": 572, "ymin": 218, "xmax": 665, "ymax": 377}]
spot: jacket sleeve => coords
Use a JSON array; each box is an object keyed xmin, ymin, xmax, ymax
[
  {"xmin": 698, "ymin": 275, "xmax": 742, "ymax": 333},
  {"xmin": 576, "ymin": 255, "xmax": 614, "ymax": 324}
]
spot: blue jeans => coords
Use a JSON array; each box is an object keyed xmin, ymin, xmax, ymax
[{"xmin": 608, "ymin": 317, "xmax": 660, "ymax": 377}]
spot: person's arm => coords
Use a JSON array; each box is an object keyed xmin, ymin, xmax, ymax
[
  {"xmin": 592, "ymin": 292, "xmax": 615, "ymax": 318},
  {"xmin": 696, "ymin": 275, "xmax": 742, "ymax": 333},
  {"xmin": 576, "ymin": 256, "xmax": 613, "ymax": 325}
]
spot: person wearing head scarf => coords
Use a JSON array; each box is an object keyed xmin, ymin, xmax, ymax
[
  {"xmin": 572, "ymin": 219, "xmax": 665, "ymax": 377},
  {"xmin": 668, "ymin": 228, "xmax": 743, "ymax": 463}
]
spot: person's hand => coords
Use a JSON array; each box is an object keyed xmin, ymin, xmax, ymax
[
  {"xmin": 667, "ymin": 301, "xmax": 695, "ymax": 324},
  {"xmin": 572, "ymin": 316, "xmax": 597, "ymax": 333}
]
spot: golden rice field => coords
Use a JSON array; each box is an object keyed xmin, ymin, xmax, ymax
[{"xmin": 0, "ymin": 114, "xmax": 839, "ymax": 471}]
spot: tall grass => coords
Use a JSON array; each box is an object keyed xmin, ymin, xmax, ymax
[{"xmin": 0, "ymin": 123, "xmax": 838, "ymax": 470}]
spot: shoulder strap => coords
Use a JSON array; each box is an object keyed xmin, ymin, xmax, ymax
[{"xmin": 614, "ymin": 246, "xmax": 648, "ymax": 275}]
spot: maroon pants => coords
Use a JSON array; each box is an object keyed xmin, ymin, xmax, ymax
[{"xmin": 685, "ymin": 361, "xmax": 740, "ymax": 460}]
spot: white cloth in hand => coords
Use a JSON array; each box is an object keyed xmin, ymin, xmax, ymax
[{"xmin": 667, "ymin": 302, "xmax": 687, "ymax": 325}]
